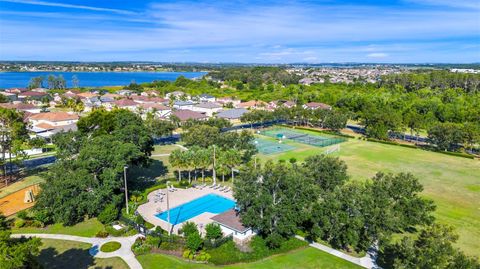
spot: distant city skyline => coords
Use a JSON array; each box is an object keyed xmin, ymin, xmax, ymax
[{"xmin": 0, "ymin": 0, "xmax": 479, "ymax": 63}]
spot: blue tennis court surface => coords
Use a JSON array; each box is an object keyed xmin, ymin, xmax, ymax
[{"xmin": 155, "ymin": 194, "xmax": 235, "ymax": 225}]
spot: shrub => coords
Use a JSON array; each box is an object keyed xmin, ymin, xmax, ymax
[
  {"xmin": 205, "ymin": 223, "xmax": 222, "ymax": 240},
  {"xmin": 33, "ymin": 210, "xmax": 50, "ymax": 224},
  {"xmin": 186, "ymin": 231, "xmax": 203, "ymax": 252},
  {"xmin": 14, "ymin": 219, "xmax": 26, "ymax": 228},
  {"xmin": 95, "ymin": 231, "xmax": 109, "ymax": 238},
  {"xmin": 132, "ymin": 238, "xmax": 152, "ymax": 255},
  {"xmin": 105, "ymin": 225, "xmax": 125, "ymax": 237},
  {"xmin": 30, "ymin": 220, "xmax": 44, "ymax": 228},
  {"xmin": 16, "ymin": 211, "xmax": 28, "ymax": 220},
  {"xmin": 265, "ymin": 233, "xmax": 284, "ymax": 249},
  {"xmin": 182, "ymin": 250, "xmax": 192, "ymax": 259},
  {"xmin": 144, "ymin": 221, "xmax": 155, "ymax": 229},
  {"xmin": 195, "ymin": 250, "xmax": 211, "ymax": 262},
  {"xmin": 179, "ymin": 221, "xmax": 198, "ymax": 237},
  {"xmin": 98, "ymin": 204, "xmax": 120, "ymax": 224},
  {"xmin": 145, "ymin": 235, "xmax": 162, "ymax": 248},
  {"xmin": 100, "ymin": 241, "xmax": 121, "ymax": 252}
]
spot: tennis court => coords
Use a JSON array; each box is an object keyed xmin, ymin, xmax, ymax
[
  {"xmin": 254, "ymin": 138, "xmax": 297, "ymax": 155},
  {"xmin": 260, "ymin": 127, "xmax": 346, "ymax": 147}
]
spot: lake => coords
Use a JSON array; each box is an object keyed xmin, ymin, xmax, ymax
[{"xmin": 0, "ymin": 71, "xmax": 207, "ymax": 89}]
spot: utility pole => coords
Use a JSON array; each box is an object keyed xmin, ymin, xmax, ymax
[
  {"xmin": 124, "ymin": 166, "xmax": 129, "ymax": 215},
  {"xmin": 212, "ymin": 145, "xmax": 216, "ymax": 185},
  {"xmin": 166, "ymin": 181, "xmax": 171, "ymax": 235}
]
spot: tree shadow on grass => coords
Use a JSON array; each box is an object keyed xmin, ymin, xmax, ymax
[
  {"xmin": 128, "ymin": 159, "xmax": 168, "ymax": 191},
  {"xmin": 37, "ymin": 247, "xmax": 104, "ymax": 269}
]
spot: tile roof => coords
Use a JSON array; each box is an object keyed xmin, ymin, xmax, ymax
[
  {"xmin": 238, "ymin": 100, "xmax": 267, "ymax": 108},
  {"xmin": 216, "ymin": 108, "xmax": 248, "ymax": 119},
  {"xmin": 304, "ymin": 102, "xmax": 331, "ymax": 109},
  {"xmin": 172, "ymin": 109, "xmax": 207, "ymax": 121},
  {"xmin": 19, "ymin": 91, "xmax": 47, "ymax": 97},
  {"xmin": 0, "ymin": 103, "xmax": 37, "ymax": 110},
  {"xmin": 211, "ymin": 209, "xmax": 249, "ymax": 233},
  {"xmin": 114, "ymin": 99, "xmax": 138, "ymax": 107},
  {"xmin": 29, "ymin": 112, "xmax": 79, "ymax": 122}
]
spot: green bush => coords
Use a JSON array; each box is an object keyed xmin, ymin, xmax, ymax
[
  {"xmin": 144, "ymin": 221, "xmax": 155, "ymax": 229},
  {"xmin": 435, "ymin": 150, "xmax": 475, "ymax": 159},
  {"xmin": 145, "ymin": 235, "xmax": 162, "ymax": 248},
  {"xmin": 95, "ymin": 231, "xmax": 109, "ymax": 238},
  {"xmin": 186, "ymin": 232, "xmax": 203, "ymax": 252},
  {"xmin": 207, "ymin": 236, "xmax": 307, "ymax": 265},
  {"xmin": 16, "ymin": 211, "xmax": 28, "ymax": 220},
  {"xmin": 14, "ymin": 219, "xmax": 26, "ymax": 228},
  {"xmin": 132, "ymin": 238, "xmax": 152, "ymax": 255},
  {"xmin": 100, "ymin": 241, "xmax": 121, "ymax": 252},
  {"xmin": 182, "ymin": 250, "xmax": 192, "ymax": 259},
  {"xmin": 205, "ymin": 223, "xmax": 222, "ymax": 240},
  {"xmin": 33, "ymin": 210, "xmax": 50, "ymax": 224},
  {"xmin": 179, "ymin": 221, "xmax": 198, "ymax": 237},
  {"xmin": 98, "ymin": 203, "xmax": 120, "ymax": 224},
  {"xmin": 105, "ymin": 225, "xmax": 125, "ymax": 237}
]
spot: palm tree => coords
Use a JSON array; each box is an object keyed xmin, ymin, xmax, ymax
[
  {"xmin": 169, "ymin": 149, "xmax": 183, "ymax": 181},
  {"xmin": 198, "ymin": 148, "xmax": 211, "ymax": 183},
  {"xmin": 216, "ymin": 150, "xmax": 229, "ymax": 183},
  {"xmin": 224, "ymin": 149, "xmax": 241, "ymax": 183}
]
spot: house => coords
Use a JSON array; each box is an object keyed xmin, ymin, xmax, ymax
[
  {"xmin": 171, "ymin": 109, "xmax": 207, "ymax": 122},
  {"xmin": 76, "ymin": 92, "xmax": 98, "ymax": 99},
  {"xmin": 131, "ymin": 95, "xmax": 167, "ymax": 104},
  {"xmin": 302, "ymin": 102, "xmax": 332, "ymax": 110},
  {"xmin": 32, "ymin": 123, "xmax": 78, "ymax": 139},
  {"xmin": 112, "ymin": 99, "xmax": 138, "ymax": 111},
  {"xmin": 191, "ymin": 102, "xmax": 222, "ymax": 117},
  {"xmin": 268, "ymin": 100, "xmax": 296, "ymax": 109},
  {"xmin": 31, "ymin": 88, "xmax": 48, "ymax": 93},
  {"xmin": 28, "ymin": 112, "xmax": 79, "ymax": 129},
  {"xmin": 141, "ymin": 90, "xmax": 159, "ymax": 97},
  {"xmin": 18, "ymin": 91, "xmax": 48, "ymax": 102},
  {"xmin": 217, "ymin": 97, "xmax": 241, "ymax": 107},
  {"xmin": 137, "ymin": 103, "xmax": 171, "ymax": 118},
  {"xmin": 216, "ymin": 108, "xmax": 248, "ymax": 122},
  {"xmin": 198, "ymin": 94, "xmax": 216, "ymax": 103},
  {"xmin": 173, "ymin": 100, "xmax": 196, "ymax": 110},
  {"xmin": 117, "ymin": 90, "xmax": 134, "ymax": 96},
  {"xmin": 211, "ymin": 209, "xmax": 255, "ymax": 243},
  {"xmin": 102, "ymin": 93, "xmax": 122, "ymax": 100},
  {"xmin": 237, "ymin": 100, "xmax": 268, "ymax": 110},
  {"xmin": 166, "ymin": 91, "xmax": 189, "ymax": 100},
  {"xmin": 0, "ymin": 91, "xmax": 18, "ymax": 101},
  {"xmin": 0, "ymin": 103, "xmax": 42, "ymax": 114},
  {"xmin": 6, "ymin": 88, "xmax": 28, "ymax": 94}
]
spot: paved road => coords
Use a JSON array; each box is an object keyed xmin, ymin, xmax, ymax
[
  {"xmin": 12, "ymin": 233, "xmax": 144, "ymax": 269},
  {"xmin": 295, "ymin": 235, "xmax": 380, "ymax": 269}
]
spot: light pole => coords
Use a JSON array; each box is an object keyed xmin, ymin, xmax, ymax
[
  {"xmin": 124, "ymin": 165, "xmax": 129, "ymax": 215},
  {"xmin": 166, "ymin": 181, "xmax": 171, "ymax": 235}
]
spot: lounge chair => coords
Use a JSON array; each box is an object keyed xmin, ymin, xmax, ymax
[
  {"xmin": 214, "ymin": 185, "xmax": 223, "ymax": 190},
  {"xmin": 224, "ymin": 187, "xmax": 231, "ymax": 192}
]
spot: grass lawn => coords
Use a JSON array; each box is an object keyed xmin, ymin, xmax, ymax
[
  {"xmin": 0, "ymin": 175, "xmax": 44, "ymax": 199},
  {"xmin": 137, "ymin": 247, "xmax": 361, "ymax": 269},
  {"xmin": 12, "ymin": 218, "xmax": 104, "ymax": 237},
  {"xmin": 37, "ymin": 239, "xmax": 128, "ymax": 269},
  {"xmin": 256, "ymin": 128, "xmax": 480, "ymax": 257}
]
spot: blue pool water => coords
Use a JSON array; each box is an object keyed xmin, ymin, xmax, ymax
[{"xmin": 156, "ymin": 194, "xmax": 235, "ymax": 225}]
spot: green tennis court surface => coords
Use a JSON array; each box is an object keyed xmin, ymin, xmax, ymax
[
  {"xmin": 260, "ymin": 127, "xmax": 346, "ymax": 147},
  {"xmin": 254, "ymin": 138, "xmax": 297, "ymax": 155}
]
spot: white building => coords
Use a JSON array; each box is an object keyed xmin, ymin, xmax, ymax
[
  {"xmin": 191, "ymin": 102, "xmax": 222, "ymax": 117},
  {"xmin": 211, "ymin": 209, "xmax": 255, "ymax": 243}
]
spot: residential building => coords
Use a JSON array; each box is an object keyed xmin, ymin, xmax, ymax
[
  {"xmin": 191, "ymin": 102, "xmax": 222, "ymax": 116},
  {"xmin": 166, "ymin": 91, "xmax": 189, "ymax": 100},
  {"xmin": 216, "ymin": 108, "xmax": 248, "ymax": 122},
  {"xmin": 171, "ymin": 109, "xmax": 207, "ymax": 122},
  {"xmin": 217, "ymin": 97, "xmax": 241, "ymax": 107},
  {"xmin": 237, "ymin": 100, "xmax": 268, "ymax": 110},
  {"xmin": 173, "ymin": 100, "xmax": 196, "ymax": 110},
  {"xmin": 112, "ymin": 99, "xmax": 138, "ymax": 111},
  {"xmin": 0, "ymin": 103, "xmax": 42, "ymax": 114},
  {"xmin": 211, "ymin": 209, "xmax": 255, "ymax": 243},
  {"xmin": 198, "ymin": 94, "xmax": 216, "ymax": 103},
  {"xmin": 0, "ymin": 91, "xmax": 18, "ymax": 101},
  {"xmin": 302, "ymin": 102, "xmax": 332, "ymax": 110}
]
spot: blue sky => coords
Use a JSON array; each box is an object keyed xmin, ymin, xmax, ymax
[{"xmin": 0, "ymin": 0, "xmax": 479, "ymax": 63}]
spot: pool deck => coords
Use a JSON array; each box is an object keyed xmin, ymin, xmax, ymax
[{"xmin": 137, "ymin": 186, "xmax": 234, "ymax": 234}]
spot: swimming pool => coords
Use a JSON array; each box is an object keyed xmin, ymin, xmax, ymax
[{"xmin": 155, "ymin": 194, "xmax": 236, "ymax": 225}]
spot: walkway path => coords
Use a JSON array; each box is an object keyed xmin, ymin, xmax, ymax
[
  {"xmin": 12, "ymin": 233, "xmax": 144, "ymax": 269},
  {"xmin": 295, "ymin": 235, "xmax": 380, "ymax": 269}
]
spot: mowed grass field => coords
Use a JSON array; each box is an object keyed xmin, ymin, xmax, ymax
[
  {"xmin": 37, "ymin": 239, "xmax": 128, "ymax": 269},
  {"xmin": 137, "ymin": 247, "xmax": 361, "ymax": 269},
  {"xmin": 256, "ymin": 128, "xmax": 480, "ymax": 257}
]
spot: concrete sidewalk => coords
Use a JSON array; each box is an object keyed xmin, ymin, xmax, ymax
[{"xmin": 12, "ymin": 233, "xmax": 144, "ymax": 269}]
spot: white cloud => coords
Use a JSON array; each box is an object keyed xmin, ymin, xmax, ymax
[{"xmin": 367, "ymin": 53, "xmax": 389, "ymax": 58}]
